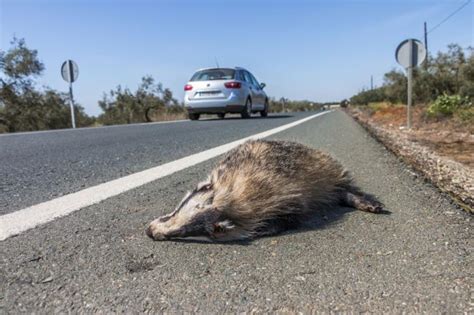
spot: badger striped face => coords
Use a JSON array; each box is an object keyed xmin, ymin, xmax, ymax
[{"xmin": 146, "ymin": 180, "xmax": 235, "ymax": 241}]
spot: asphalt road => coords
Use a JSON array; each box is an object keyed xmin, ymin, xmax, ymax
[
  {"xmin": 0, "ymin": 112, "xmax": 310, "ymax": 215},
  {"xmin": 0, "ymin": 110, "xmax": 472, "ymax": 313}
]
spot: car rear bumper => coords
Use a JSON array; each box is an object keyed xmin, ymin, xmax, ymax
[
  {"xmin": 186, "ymin": 105, "xmax": 245, "ymax": 114},
  {"xmin": 184, "ymin": 92, "xmax": 247, "ymax": 114}
]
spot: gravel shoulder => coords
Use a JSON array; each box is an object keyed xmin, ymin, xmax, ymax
[
  {"xmin": 346, "ymin": 107, "xmax": 474, "ymax": 213},
  {"xmin": 0, "ymin": 110, "xmax": 472, "ymax": 313}
]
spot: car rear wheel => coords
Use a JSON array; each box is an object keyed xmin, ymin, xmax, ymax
[
  {"xmin": 188, "ymin": 113, "xmax": 200, "ymax": 121},
  {"xmin": 241, "ymin": 98, "xmax": 252, "ymax": 119},
  {"xmin": 260, "ymin": 99, "xmax": 268, "ymax": 117},
  {"xmin": 217, "ymin": 113, "xmax": 225, "ymax": 119}
]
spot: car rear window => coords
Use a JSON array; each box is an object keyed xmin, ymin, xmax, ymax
[{"xmin": 190, "ymin": 69, "xmax": 235, "ymax": 81}]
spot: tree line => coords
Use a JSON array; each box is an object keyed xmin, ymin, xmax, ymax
[{"xmin": 97, "ymin": 76, "xmax": 185, "ymax": 125}]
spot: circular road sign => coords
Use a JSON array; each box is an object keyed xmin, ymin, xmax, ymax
[
  {"xmin": 61, "ymin": 60, "xmax": 79, "ymax": 83},
  {"xmin": 395, "ymin": 39, "xmax": 426, "ymax": 68}
]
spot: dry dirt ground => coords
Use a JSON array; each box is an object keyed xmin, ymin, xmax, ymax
[
  {"xmin": 346, "ymin": 106, "xmax": 473, "ymax": 213},
  {"xmin": 365, "ymin": 105, "xmax": 474, "ymax": 167}
]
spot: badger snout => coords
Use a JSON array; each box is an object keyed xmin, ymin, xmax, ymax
[
  {"xmin": 145, "ymin": 224, "xmax": 166, "ymax": 240},
  {"xmin": 145, "ymin": 225, "xmax": 165, "ymax": 240},
  {"xmin": 146, "ymin": 220, "xmax": 184, "ymax": 241}
]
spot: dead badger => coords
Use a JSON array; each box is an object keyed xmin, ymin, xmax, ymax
[{"xmin": 146, "ymin": 139, "xmax": 383, "ymax": 241}]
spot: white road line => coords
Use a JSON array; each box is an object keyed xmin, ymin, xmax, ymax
[{"xmin": 0, "ymin": 111, "xmax": 332, "ymax": 241}]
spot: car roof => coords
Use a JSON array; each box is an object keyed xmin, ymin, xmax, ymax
[{"xmin": 194, "ymin": 67, "xmax": 249, "ymax": 72}]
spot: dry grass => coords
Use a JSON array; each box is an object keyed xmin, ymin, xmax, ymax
[
  {"xmin": 353, "ymin": 103, "xmax": 474, "ymax": 168},
  {"xmin": 150, "ymin": 112, "xmax": 188, "ymax": 122}
]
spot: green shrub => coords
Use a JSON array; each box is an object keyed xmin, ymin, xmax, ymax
[
  {"xmin": 426, "ymin": 94, "xmax": 471, "ymax": 117},
  {"xmin": 350, "ymin": 87, "xmax": 386, "ymax": 105}
]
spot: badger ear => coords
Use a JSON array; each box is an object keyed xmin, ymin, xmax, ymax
[
  {"xmin": 213, "ymin": 220, "xmax": 235, "ymax": 234},
  {"xmin": 196, "ymin": 179, "xmax": 213, "ymax": 192}
]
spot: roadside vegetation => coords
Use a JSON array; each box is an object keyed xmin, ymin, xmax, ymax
[
  {"xmin": 349, "ymin": 43, "xmax": 474, "ymax": 127},
  {"xmin": 97, "ymin": 76, "xmax": 186, "ymax": 125},
  {"xmin": 269, "ymin": 98, "xmax": 337, "ymax": 113}
]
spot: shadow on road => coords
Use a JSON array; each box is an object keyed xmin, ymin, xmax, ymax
[
  {"xmin": 297, "ymin": 206, "xmax": 390, "ymax": 232},
  {"xmin": 161, "ymin": 207, "xmax": 391, "ymax": 246},
  {"xmin": 199, "ymin": 114, "xmax": 294, "ymax": 122}
]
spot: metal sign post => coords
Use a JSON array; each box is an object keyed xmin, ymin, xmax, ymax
[
  {"xmin": 61, "ymin": 60, "xmax": 79, "ymax": 129},
  {"xmin": 395, "ymin": 39, "xmax": 426, "ymax": 129},
  {"xmin": 407, "ymin": 39, "xmax": 414, "ymax": 129},
  {"xmin": 407, "ymin": 66, "xmax": 413, "ymax": 128},
  {"xmin": 68, "ymin": 82, "xmax": 76, "ymax": 129}
]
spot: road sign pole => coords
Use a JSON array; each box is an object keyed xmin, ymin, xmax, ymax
[
  {"xmin": 395, "ymin": 38, "xmax": 427, "ymax": 130},
  {"xmin": 61, "ymin": 59, "xmax": 79, "ymax": 129},
  {"xmin": 407, "ymin": 66, "xmax": 413, "ymax": 129},
  {"xmin": 406, "ymin": 39, "xmax": 414, "ymax": 129},
  {"xmin": 69, "ymin": 82, "xmax": 76, "ymax": 129}
]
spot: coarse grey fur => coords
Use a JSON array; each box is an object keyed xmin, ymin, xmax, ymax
[{"xmin": 146, "ymin": 140, "xmax": 383, "ymax": 241}]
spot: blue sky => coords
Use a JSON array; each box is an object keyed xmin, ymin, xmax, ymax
[{"xmin": 1, "ymin": 0, "xmax": 472, "ymax": 116}]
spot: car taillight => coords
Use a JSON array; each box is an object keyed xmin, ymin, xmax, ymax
[
  {"xmin": 224, "ymin": 81, "xmax": 241, "ymax": 89},
  {"xmin": 184, "ymin": 84, "xmax": 193, "ymax": 91}
]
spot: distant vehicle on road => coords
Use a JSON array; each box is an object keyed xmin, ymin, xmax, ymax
[{"xmin": 184, "ymin": 67, "xmax": 268, "ymax": 120}]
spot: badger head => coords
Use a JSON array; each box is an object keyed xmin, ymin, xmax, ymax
[{"xmin": 146, "ymin": 179, "xmax": 243, "ymax": 241}]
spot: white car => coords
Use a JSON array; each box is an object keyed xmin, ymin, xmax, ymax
[{"xmin": 184, "ymin": 67, "xmax": 268, "ymax": 120}]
